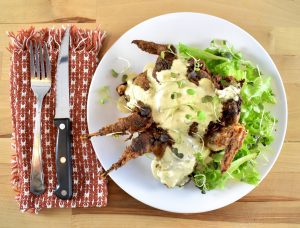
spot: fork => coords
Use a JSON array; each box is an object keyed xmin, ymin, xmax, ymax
[{"xmin": 29, "ymin": 41, "xmax": 51, "ymax": 195}]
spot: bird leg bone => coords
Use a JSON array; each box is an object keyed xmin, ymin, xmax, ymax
[
  {"xmin": 81, "ymin": 112, "xmax": 152, "ymax": 139},
  {"xmin": 100, "ymin": 127, "xmax": 172, "ymax": 178}
]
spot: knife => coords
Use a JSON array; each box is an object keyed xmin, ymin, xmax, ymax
[{"xmin": 54, "ymin": 28, "xmax": 72, "ymax": 200}]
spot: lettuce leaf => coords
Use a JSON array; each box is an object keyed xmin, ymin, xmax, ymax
[
  {"xmin": 179, "ymin": 40, "xmax": 277, "ymax": 191},
  {"xmin": 178, "ymin": 43, "xmax": 228, "ymax": 61}
]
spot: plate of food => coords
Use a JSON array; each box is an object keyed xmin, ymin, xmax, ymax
[{"xmin": 86, "ymin": 12, "xmax": 287, "ymax": 213}]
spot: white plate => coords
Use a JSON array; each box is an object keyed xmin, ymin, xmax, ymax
[{"xmin": 87, "ymin": 12, "xmax": 287, "ymax": 213}]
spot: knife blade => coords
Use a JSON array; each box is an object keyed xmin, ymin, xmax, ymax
[{"xmin": 54, "ymin": 27, "xmax": 72, "ymax": 200}]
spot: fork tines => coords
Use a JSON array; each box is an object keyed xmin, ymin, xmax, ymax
[{"xmin": 29, "ymin": 41, "xmax": 51, "ymax": 81}]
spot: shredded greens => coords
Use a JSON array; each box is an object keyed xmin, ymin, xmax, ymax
[
  {"xmin": 179, "ymin": 40, "xmax": 277, "ymax": 191},
  {"xmin": 98, "ymin": 86, "xmax": 110, "ymax": 104},
  {"xmin": 111, "ymin": 69, "xmax": 119, "ymax": 78}
]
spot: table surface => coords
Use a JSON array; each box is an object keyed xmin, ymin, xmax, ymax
[{"xmin": 0, "ymin": 0, "xmax": 299, "ymax": 227}]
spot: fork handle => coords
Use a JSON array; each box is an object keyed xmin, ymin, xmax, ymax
[
  {"xmin": 54, "ymin": 118, "xmax": 73, "ymax": 200},
  {"xmin": 30, "ymin": 98, "xmax": 46, "ymax": 195}
]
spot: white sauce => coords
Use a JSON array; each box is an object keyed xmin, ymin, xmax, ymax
[
  {"xmin": 215, "ymin": 85, "xmax": 240, "ymax": 102},
  {"xmin": 122, "ymin": 58, "xmax": 224, "ymax": 187}
]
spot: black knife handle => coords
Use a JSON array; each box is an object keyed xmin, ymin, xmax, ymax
[{"xmin": 54, "ymin": 118, "xmax": 72, "ymax": 200}]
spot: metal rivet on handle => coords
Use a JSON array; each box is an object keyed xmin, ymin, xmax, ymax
[
  {"xmin": 60, "ymin": 156, "xmax": 66, "ymax": 164},
  {"xmin": 59, "ymin": 123, "xmax": 65, "ymax": 130},
  {"xmin": 61, "ymin": 190, "xmax": 67, "ymax": 196}
]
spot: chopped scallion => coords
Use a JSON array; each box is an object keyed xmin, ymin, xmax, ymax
[
  {"xmin": 122, "ymin": 74, "xmax": 128, "ymax": 82},
  {"xmin": 111, "ymin": 69, "xmax": 119, "ymax": 78},
  {"xmin": 177, "ymin": 80, "xmax": 185, "ymax": 88},
  {"xmin": 171, "ymin": 72, "xmax": 178, "ymax": 78},
  {"xmin": 201, "ymin": 95, "xmax": 213, "ymax": 103},
  {"xmin": 185, "ymin": 114, "xmax": 192, "ymax": 120},
  {"xmin": 187, "ymin": 88, "xmax": 196, "ymax": 95},
  {"xmin": 197, "ymin": 111, "xmax": 206, "ymax": 121}
]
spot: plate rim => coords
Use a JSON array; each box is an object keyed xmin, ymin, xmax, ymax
[{"xmin": 87, "ymin": 12, "xmax": 288, "ymax": 213}]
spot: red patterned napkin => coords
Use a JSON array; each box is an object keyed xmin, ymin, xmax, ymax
[{"xmin": 8, "ymin": 26, "xmax": 107, "ymax": 213}]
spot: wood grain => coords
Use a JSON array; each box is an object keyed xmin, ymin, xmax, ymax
[
  {"xmin": 70, "ymin": 214, "xmax": 300, "ymax": 228},
  {"xmin": 0, "ymin": 0, "xmax": 299, "ymax": 227},
  {"xmin": 0, "ymin": 0, "xmax": 97, "ymax": 24}
]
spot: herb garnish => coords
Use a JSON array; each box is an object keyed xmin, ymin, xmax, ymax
[
  {"xmin": 171, "ymin": 72, "xmax": 178, "ymax": 78},
  {"xmin": 201, "ymin": 95, "xmax": 213, "ymax": 103},
  {"xmin": 122, "ymin": 74, "xmax": 128, "ymax": 82},
  {"xmin": 171, "ymin": 148, "xmax": 184, "ymax": 159},
  {"xmin": 185, "ymin": 114, "xmax": 192, "ymax": 120},
  {"xmin": 171, "ymin": 92, "xmax": 181, "ymax": 99},
  {"xmin": 98, "ymin": 86, "xmax": 110, "ymax": 104},
  {"xmin": 186, "ymin": 88, "xmax": 196, "ymax": 95},
  {"xmin": 111, "ymin": 69, "xmax": 118, "ymax": 78},
  {"xmin": 177, "ymin": 80, "xmax": 185, "ymax": 88},
  {"xmin": 197, "ymin": 111, "xmax": 206, "ymax": 121}
]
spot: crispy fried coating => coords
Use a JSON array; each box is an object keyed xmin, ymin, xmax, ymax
[
  {"xmin": 116, "ymin": 83, "xmax": 127, "ymax": 96},
  {"xmin": 132, "ymin": 40, "xmax": 170, "ymax": 55},
  {"xmin": 132, "ymin": 40, "xmax": 177, "ymax": 81},
  {"xmin": 82, "ymin": 111, "xmax": 152, "ymax": 139},
  {"xmin": 205, "ymin": 123, "xmax": 247, "ymax": 172},
  {"xmin": 116, "ymin": 72, "xmax": 150, "ymax": 97},
  {"xmin": 133, "ymin": 71, "xmax": 150, "ymax": 90},
  {"xmin": 212, "ymin": 75, "xmax": 244, "ymax": 90},
  {"xmin": 188, "ymin": 122, "xmax": 199, "ymax": 137},
  {"xmin": 100, "ymin": 125, "xmax": 173, "ymax": 178},
  {"xmin": 186, "ymin": 58, "xmax": 212, "ymax": 86},
  {"xmin": 82, "ymin": 102, "xmax": 175, "ymax": 178},
  {"xmin": 99, "ymin": 112, "xmax": 151, "ymax": 134},
  {"xmin": 221, "ymin": 124, "xmax": 247, "ymax": 172},
  {"xmin": 204, "ymin": 96, "xmax": 245, "ymax": 172},
  {"xmin": 152, "ymin": 57, "xmax": 174, "ymax": 79},
  {"xmin": 221, "ymin": 98, "xmax": 242, "ymax": 126}
]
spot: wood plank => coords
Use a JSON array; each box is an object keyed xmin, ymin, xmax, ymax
[
  {"xmin": 0, "ymin": 138, "xmax": 13, "ymax": 163},
  {"xmin": 96, "ymin": 0, "xmax": 300, "ymax": 28},
  {"xmin": 0, "ymin": 80, "xmax": 11, "ymax": 136},
  {"xmin": 72, "ymin": 200, "xmax": 300, "ymax": 224},
  {"xmin": 272, "ymin": 27, "xmax": 300, "ymax": 55},
  {"xmin": 0, "ymin": 208, "xmax": 71, "ymax": 228},
  {"xmin": 285, "ymin": 84, "xmax": 300, "ymax": 142},
  {"xmin": 0, "ymin": 0, "xmax": 96, "ymax": 23},
  {"xmin": 0, "ymin": 163, "xmax": 71, "ymax": 228},
  {"xmin": 71, "ymin": 214, "xmax": 300, "ymax": 228},
  {"xmin": 72, "ymin": 175, "xmax": 300, "ymax": 223},
  {"xmin": 96, "ymin": 1, "xmax": 300, "ymax": 55},
  {"xmin": 268, "ymin": 142, "xmax": 300, "ymax": 173},
  {"xmin": 272, "ymin": 55, "xmax": 300, "ymax": 83}
]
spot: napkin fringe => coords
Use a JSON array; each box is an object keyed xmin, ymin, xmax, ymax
[
  {"xmin": 11, "ymin": 154, "xmax": 19, "ymax": 189},
  {"xmin": 7, "ymin": 25, "xmax": 106, "ymax": 54},
  {"xmin": 11, "ymin": 153, "xmax": 24, "ymax": 211},
  {"xmin": 8, "ymin": 25, "xmax": 108, "ymax": 213}
]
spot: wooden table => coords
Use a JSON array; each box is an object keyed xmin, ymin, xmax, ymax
[{"xmin": 0, "ymin": 0, "xmax": 299, "ymax": 227}]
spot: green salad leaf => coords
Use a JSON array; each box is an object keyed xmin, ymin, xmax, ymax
[
  {"xmin": 179, "ymin": 40, "xmax": 277, "ymax": 191},
  {"xmin": 178, "ymin": 43, "xmax": 228, "ymax": 61}
]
